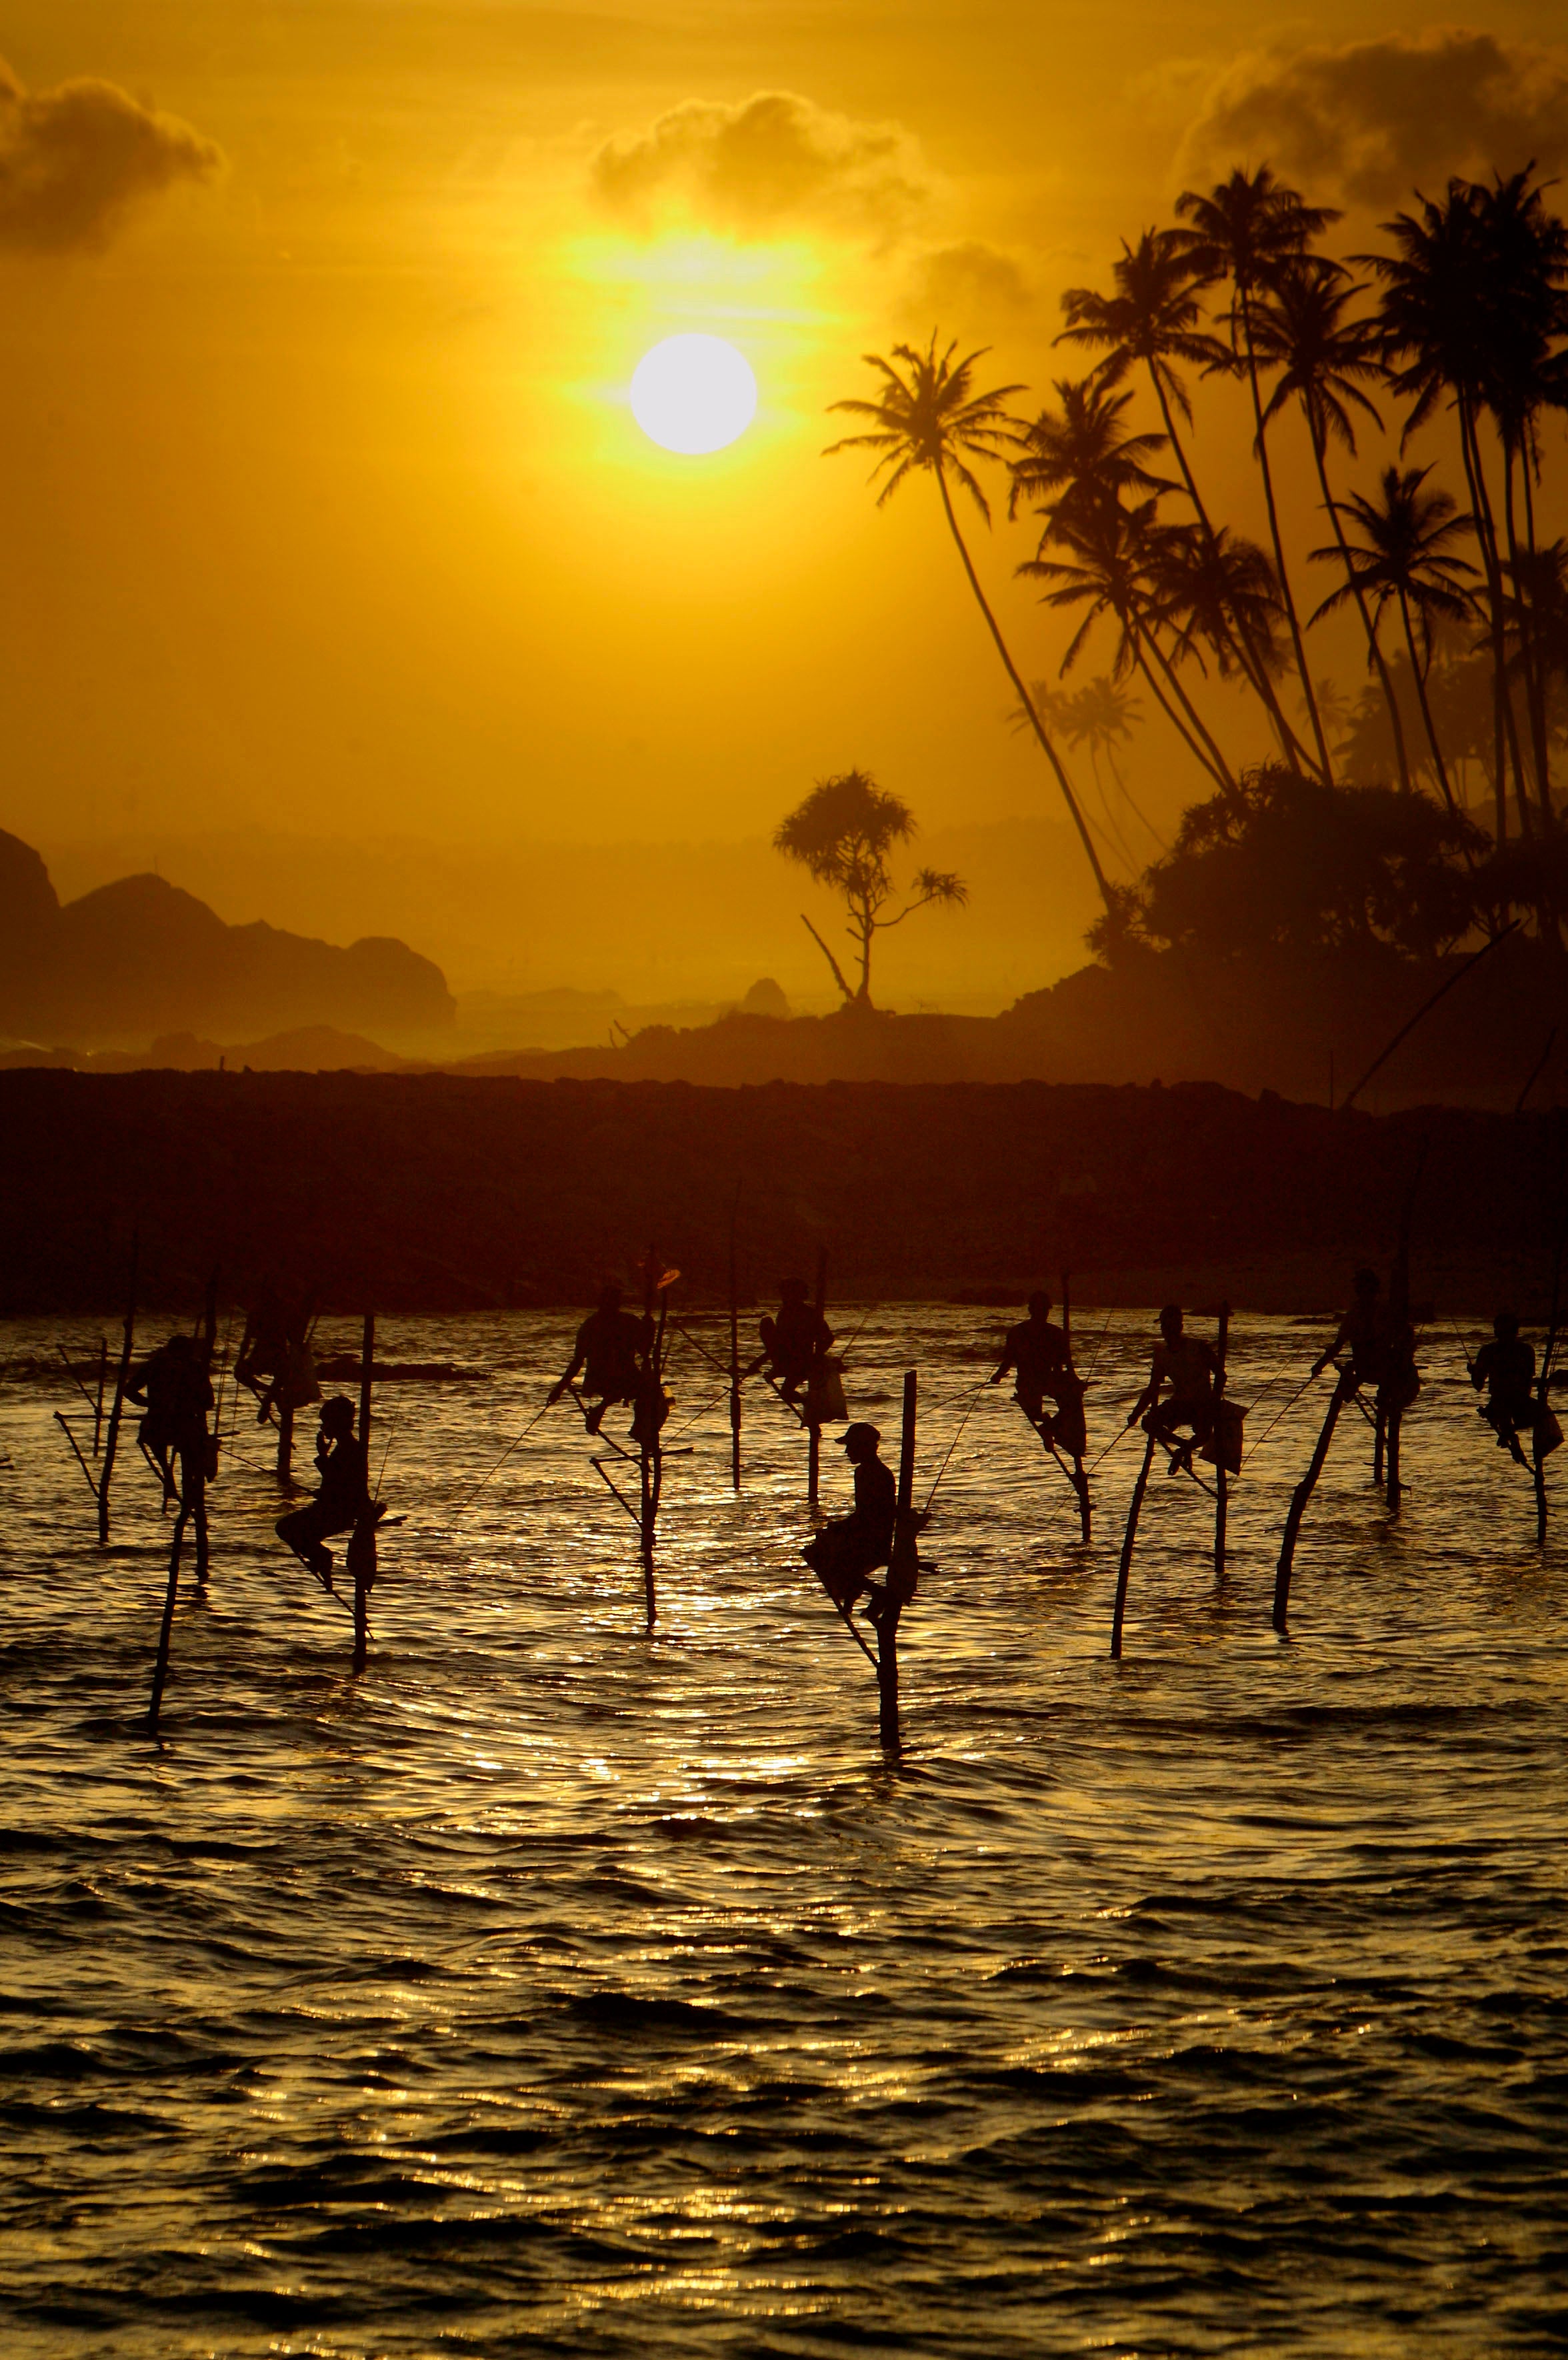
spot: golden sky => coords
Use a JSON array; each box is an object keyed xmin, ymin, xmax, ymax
[{"xmin": 3, "ymin": 0, "xmax": 1567, "ymax": 883}]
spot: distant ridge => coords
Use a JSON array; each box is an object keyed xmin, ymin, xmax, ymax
[{"xmin": 0, "ymin": 831, "xmax": 453, "ymax": 1047}]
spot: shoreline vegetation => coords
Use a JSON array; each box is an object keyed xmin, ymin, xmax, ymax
[{"xmin": 2, "ymin": 1067, "xmax": 1561, "ymax": 1319}]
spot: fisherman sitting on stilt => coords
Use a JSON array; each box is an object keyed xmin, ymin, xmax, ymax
[
  {"xmin": 1470, "ymin": 1311, "xmax": 1537, "ymax": 1467},
  {"xmin": 803, "ymin": 1422, "xmax": 898, "ymax": 1625},
  {"xmin": 1127, "ymin": 1305, "xmax": 1217, "ymax": 1475},
  {"xmin": 1311, "ymin": 1267, "xmax": 1421, "ymax": 1421},
  {"xmin": 128, "ymin": 1333, "xmax": 212, "ymax": 1509},
  {"xmin": 749, "ymin": 1277, "xmax": 835, "ymax": 1408},
  {"xmin": 990, "ymin": 1289, "xmax": 1086, "ymax": 1455},
  {"xmin": 235, "ymin": 1283, "xmax": 318, "ymax": 1429},
  {"xmin": 549, "ymin": 1283, "xmax": 654, "ymax": 1436},
  {"xmin": 276, "ymin": 1396, "xmax": 374, "ymax": 1593}
]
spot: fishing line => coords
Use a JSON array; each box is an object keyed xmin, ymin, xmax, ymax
[
  {"xmin": 922, "ymin": 1381, "xmax": 989, "ymax": 1511},
  {"xmin": 448, "ymin": 1395, "xmax": 559, "ymax": 1517}
]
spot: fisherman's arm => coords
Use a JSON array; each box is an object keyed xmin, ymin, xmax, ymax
[{"xmin": 1311, "ymin": 1317, "xmax": 1351, "ymax": 1379}]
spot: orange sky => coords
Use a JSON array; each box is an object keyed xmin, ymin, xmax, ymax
[{"xmin": 2, "ymin": 3, "xmax": 1567, "ymax": 991}]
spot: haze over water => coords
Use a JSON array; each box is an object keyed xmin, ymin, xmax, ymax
[{"xmin": 3, "ymin": 1308, "xmax": 1565, "ymax": 2356}]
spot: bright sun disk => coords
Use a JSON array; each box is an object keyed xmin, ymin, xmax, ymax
[{"xmin": 630, "ymin": 334, "xmax": 757, "ymax": 455}]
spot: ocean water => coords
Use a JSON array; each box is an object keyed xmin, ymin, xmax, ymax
[{"xmin": 1, "ymin": 1307, "xmax": 1565, "ymax": 2359}]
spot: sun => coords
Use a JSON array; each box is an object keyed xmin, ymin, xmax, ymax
[{"xmin": 630, "ymin": 334, "xmax": 758, "ymax": 455}]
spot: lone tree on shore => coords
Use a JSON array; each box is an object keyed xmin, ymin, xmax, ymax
[{"xmin": 776, "ymin": 770, "xmax": 967, "ymax": 1009}]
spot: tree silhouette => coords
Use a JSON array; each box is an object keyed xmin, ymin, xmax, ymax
[
  {"xmin": 1059, "ymin": 228, "xmax": 1313, "ymax": 772},
  {"xmin": 775, "ymin": 770, "xmax": 967, "ymax": 1009},
  {"xmin": 1175, "ymin": 165, "xmax": 1342, "ymax": 779},
  {"xmin": 1251, "ymin": 257, "xmax": 1413, "ymax": 790},
  {"xmin": 825, "ymin": 335, "xmax": 1113, "ymax": 911},
  {"xmin": 1309, "ymin": 465, "xmax": 1480, "ymax": 813}
]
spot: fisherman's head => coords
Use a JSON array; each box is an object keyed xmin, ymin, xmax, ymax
[
  {"xmin": 779, "ymin": 1276, "xmax": 809, "ymax": 1301},
  {"xmin": 320, "ymin": 1396, "xmax": 356, "ymax": 1437},
  {"xmin": 1027, "ymin": 1289, "xmax": 1052, "ymax": 1320},
  {"xmin": 597, "ymin": 1283, "xmax": 623, "ymax": 1315},
  {"xmin": 1354, "ymin": 1267, "xmax": 1381, "ymax": 1301},
  {"xmin": 1159, "ymin": 1303, "xmax": 1183, "ymax": 1341},
  {"xmin": 841, "ymin": 1421, "xmax": 881, "ymax": 1463},
  {"xmin": 1496, "ymin": 1309, "xmax": 1521, "ymax": 1341},
  {"xmin": 163, "ymin": 1333, "xmax": 194, "ymax": 1357}
]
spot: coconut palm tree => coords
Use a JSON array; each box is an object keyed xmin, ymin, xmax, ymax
[
  {"xmin": 1021, "ymin": 495, "xmax": 1240, "ymax": 794},
  {"xmin": 1471, "ymin": 170, "xmax": 1568, "ymax": 813},
  {"xmin": 1007, "ymin": 374, "xmax": 1178, "ymax": 535},
  {"xmin": 1147, "ymin": 522, "xmax": 1285, "ymax": 694},
  {"xmin": 1059, "ymin": 227, "xmax": 1315, "ymax": 772},
  {"xmin": 1363, "ymin": 181, "xmax": 1529, "ymax": 836},
  {"xmin": 1309, "ymin": 464, "xmax": 1480, "ymax": 813},
  {"xmin": 774, "ymin": 769, "xmax": 967, "ymax": 1008},
  {"xmin": 825, "ymin": 335, "xmax": 1113, "ymax": 911},
  {"xmin": 1251, "ymin": 257, "xmax": 1413, "ymax": 788},
  {"xmin": 1173, "ymin": 166, "xmax": 1342, "ymax": 779},
  {"xmin": 1019, "ymin": 676, "xmax": 1164, "ymax": 863}
]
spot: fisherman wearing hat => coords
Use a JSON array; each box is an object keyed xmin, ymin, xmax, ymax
[{"xmin": 802, "ymin": 1421, "xmax": 897, "ymax": 1622}]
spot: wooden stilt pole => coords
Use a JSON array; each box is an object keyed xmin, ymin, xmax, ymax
[
  {"xmin": 1213, "ymin": 1301, "xmax": 1231, "ymax": 1577},
  {"xmin": 638, "ymin": 1256, "xmax": 667, "ymax": 1627},
  {"xmin": 1110, "ymin": 1429, "xmax": 1157, "ymax": 1661},
  {"xmin": 93, "ymin": 1337, "xmax": 108, "ymax": 1458},
  {"xmin": 1061, "ymin": 1268, "xmax": 1091, "ymax": 1542},
  {"xmin": 148, "ymin": 1495, "xmax": 189, "ymax": 1733},
  {"xmin": 1372, "ymin": 1402, "xmax": 1385, "ymax": 1487},
  {"xmin": 807, "ymin": 1246, "xmax": 827, "ymax": 1509},
  {"xmin": 98, "ymin": 1235, "xmax": 139, "ymax": 1547},
  {"xmin": 277, "ymin": 1397, "xmax": 294, "ymax": 1482},
  {"xmin": 1534, "ymin": 1231, "xmax": 1564, "ymax": 1547},
  {"xmin": 1273, "ymin": 1371, "xmax": 1353, "ymax": 1632},
  {"xmin": 879, "ymin": 1369, "xmax": 918, "ymax": 1745},
  {"xmin": 728, "ymin": 1187, "xmax": 742, "ymax": 1492},
  {"xmin": 1386, "ymin": 1408, "xmax": 1403, "ymax": 1517},
  {"xmin": 350, "ymin": 1313, "xmax": 375, "ymax": 1673}
]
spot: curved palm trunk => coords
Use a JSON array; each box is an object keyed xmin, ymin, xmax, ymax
[
  {"xmin": 1127, "ymin": 633, "xmax": 1233, "ymax": 794},
  {"xmin": 1519, "ymin": 437, "xmax": 1553, "ymax": 816},
  {"xmin": 1139, "ymin": 624, "xmax": 1240, "ymax": 793},
  {"xmin": 1459, "ymin": 395, "xmax": 1532, "ymax": 839},
  {"xmin": 1502, "ymin": 437, "xmax": 1553, "ymax": 817},
  {"xmin": 1309, "ymin": 431, "xmax": 1411, "ymax": 792},
  {"xmin": 1395, "ymin": 589, "xmax": 1459, "ymax": 814},
  {"xmin": 1148, "ymin": 358, "xmax": 1322, "ymax": 778},
  {"xmin": 1237, "ymin": 287, "xmax": 1334, "ymax": 781},
  {"xmin": 935, "ymin": 466, "xmax": 1113, "ymax": 909}
]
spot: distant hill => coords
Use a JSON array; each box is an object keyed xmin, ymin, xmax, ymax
[{"xmin": 0, "ymin": 831, "xmax": 454, "ymax": 1047}]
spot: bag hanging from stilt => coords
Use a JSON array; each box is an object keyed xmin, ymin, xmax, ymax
[
  {"xmin": 1534, "ymin": 1406, "xmax": 1564, "ymax": 1459},
  {"xmin": 806, "ymin": 1356, "xmax": 848, "ymax": 1425},
  {"xmin": 1201, "ymin": 1399, "xmax": 1245, "ymax": 1475}
]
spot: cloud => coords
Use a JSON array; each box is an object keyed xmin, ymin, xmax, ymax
[
  {"xmin": 1179, "ymin": 29, "xmax": 1568, "ymax": 207},
  {"xmin": 0, "ymin": 56, "xmax": 221, "ymax": 253},
  {"xmin": 901, "ymin": 241, "xmax": 1031, "ymax": 327},
  {"xmin": 590, "ymin": 90, "xmax": 927, "ymax": 237}
]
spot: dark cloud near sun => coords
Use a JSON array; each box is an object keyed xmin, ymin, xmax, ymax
[
  {"xmin": 0, "ymin": 55, "xmax": 221, "ymax": 253},
  {"xmin": 1180, "ymin": 29, "xmax": 1568, "ymax": 207},
  {"xmin": 901, "ymin": 241, "xmax": 1031, "ymax": 329},
  {"xmin": 590, "ymin": 91, "xmax": 928, "ymax": 238}
]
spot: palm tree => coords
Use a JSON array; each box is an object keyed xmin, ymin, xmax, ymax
[
  {"xmin": 1007, "ymin": 374, "xmax": 1178, "ymax": 535},
  {"xmin": 1174, "ymin": 165, "xmax": 1342, "ymax": 779},
  {"xmin": 1059, "ymin": 227, "xmax": 1315, "ymax": 772},
  {"xmin": 1251, "ymin": 257, "xmax": 1413, "ymax": 788},
  {"xmin": 1021, "ymin": 495, "xmax": 1240, "ymax": 795},
  {"xmin": 1309, "ymin": 464, "xmax": 1480, "ymax": 813},
  {"xmin": 1020, "ymin": 676, "xmax": 1165, "ymax": 863},
  {"xmin": 774, "ymin": 769, "xmax": 967, "ymax": 1008},
  {"xmin": 1363, "ymin": 181, "xmax": 1529, "ymax": 837},
  {"xmin": 825, "ymin": 335, "xmax": 1113, "ymax": 911},
  {"xmin": 1146, "ymin": 521, "xmax": 1287, "ymax": 697},
  {"xmin": 1471, "ymin": 170, "xmax": 1568, "ymax": 814}
]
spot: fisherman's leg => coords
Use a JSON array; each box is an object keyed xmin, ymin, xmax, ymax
[{"xmin": 277, "ymin": 1503, "xmax": 336, "ymax": 1588}]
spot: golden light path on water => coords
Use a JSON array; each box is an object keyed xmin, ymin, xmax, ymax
[{"xmin": 1, "ymin": 1305, "xmax": 1566, "ymax": 2355}]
